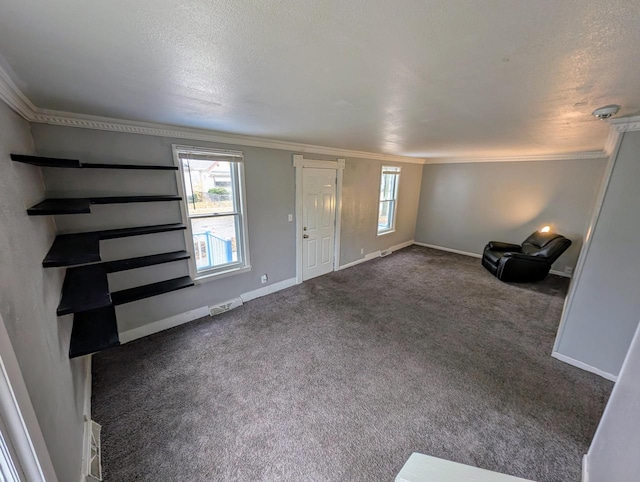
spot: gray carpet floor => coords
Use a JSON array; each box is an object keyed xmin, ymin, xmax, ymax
[{"xmin": 92, "ymin": 246, "xmax": 612, "ymax": 482}]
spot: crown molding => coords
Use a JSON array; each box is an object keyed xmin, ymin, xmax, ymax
[
  {"xmin": 0, "ymin": 65, "xmax": 37, "ymax": 121},
  {"xmin": 0, "ymin": 60, "xmax": 621, "ymax": 165},
  {"xmin": 609, "ymin": 115, "xmax": 640, "ymax": 133},
  {"xmin": 424, "ymin": 150, "xmax": 608, "ymax": 165},
  {"xmin": 30, "ymin": 108, "xmax": 427, "ymax": 164},
  {"xmin": 0, "ymin": 68, "xmax": 426, "ymax": 165}
]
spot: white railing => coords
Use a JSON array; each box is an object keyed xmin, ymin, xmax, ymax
[{"xmin": 193, "ymin": 232, "xmax": 233, "ymax": 269}]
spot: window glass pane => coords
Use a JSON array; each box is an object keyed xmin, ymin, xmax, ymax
[
  {"xmin": 380, "ymin": 173, "xmax": 398, "ymax": 201},
  {"xmin": 191, "ymin": 215, "xmax": 240, "ymax": 272},
  {"xmin": 182, "ymin": 159, "xmax": 236, "ymax": 215},
  {"xmin": 378, "ymin": 200, "xmax": 393, "ymax": 231},
  {"xmin": 378, "ymin": 165, "xmax": 400, "ymax": 234}
]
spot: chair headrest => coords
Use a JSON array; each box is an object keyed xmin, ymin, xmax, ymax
[{"xmin": 523, "ymin": 231, "xmax": 565, "ymax": 248}]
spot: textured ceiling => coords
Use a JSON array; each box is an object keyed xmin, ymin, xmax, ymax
[{"xmin": 0, "ymin": 0, "xmax": 639, "ymax": 158}]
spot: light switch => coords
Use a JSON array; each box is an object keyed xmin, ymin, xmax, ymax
[{"xmin": 288, "ymin": 214, "xmax": 293, "ymax": 222}]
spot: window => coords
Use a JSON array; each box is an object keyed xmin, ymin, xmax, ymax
[
  {"xmin": 175, "ymin": 146, "xmax": 250, "ymax": 279},
  {"xmin": 377, "ymin": 165, "xmax": 400, "ymax": 235}
]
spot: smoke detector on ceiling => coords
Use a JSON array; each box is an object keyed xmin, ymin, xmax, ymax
[{"xmin": 592, "ymin": 105, "xmax": 620, "ymax": 120}]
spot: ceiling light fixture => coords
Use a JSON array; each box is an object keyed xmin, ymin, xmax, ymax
[{"xmin": 591, "ymin": 105, "xmax": 620, "ymax": 120}]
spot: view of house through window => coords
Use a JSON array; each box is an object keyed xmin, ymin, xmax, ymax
[
  {"xmin": 378, "ymin": 166, "xmax": 400, "ymax": 234},
  {"xmin": 176, "ymin": 148, "xmax": 248, "ymax": 276}
]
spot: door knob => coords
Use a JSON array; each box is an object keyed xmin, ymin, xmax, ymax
[{"xmin": 303, "ymin": 234, "xmax": 309, "ymax": 239}]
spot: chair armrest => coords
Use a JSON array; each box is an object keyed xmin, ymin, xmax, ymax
[
  {"xmin": 486, "ymin": 241, "xmax": 522, "ymax": 252},
  {"xmin": 497, "ymin": 252, "xmax": 551, "ymax": 282},
  {"xmin": 502, "ymin": 252, "xmax": 548, "ymax": 263}
]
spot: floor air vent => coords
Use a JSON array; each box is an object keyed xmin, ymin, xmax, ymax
[
  {"xmin": 380, "ymin": 249, "xmax": 392, "ymax": 257},
  {"xmin": 210, "ymin": 298, "xmax": 243, "ymax": 317}
]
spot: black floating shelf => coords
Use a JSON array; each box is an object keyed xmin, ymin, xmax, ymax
[
  {"xmin": 28, "ymin": 199, "xmax": 91, "ymax": 215},
  {"xmin": 69, "ymin": 305, "xmax": 120, "ymax": 358},
  {"xmin": 57, "ymin": 265, "xmax": 110, "ymax": 316},
  {"xmin": 56, "ymin": 251, "xmax": 190, "ymax": 316},
  {"xmin": 43, "ymin": 223, "xmax": 186, "ymax": 267},
  {"xmin": 97, "ymin": 223, "xmax": 187, "ymax": 240},
  {"xmin": 44, "ymin": 234, "xmax": 102, "ymax": 267},
  {"xmin": 67, "ymin": 275, "xmax": 194, "ymax": 357},
  {"xmin": 102, "ymin": 250, "xmax": 190, "ymax": 273},
  {"xmin": 82, "ymin": 163, "xmax": 177, "ymax": 171},
  {"xmin": 111, "ymin": 276, "xmax": 194, "ymax": 306},
  {"xmin": 12, "ymin": 154, "xmax": 177, "ymax": 171},
  {"xmin": 89, "ymin": 195, "xmax": 181, "ymax": 204},
  {"xmin": 28, "ymin": 195, "xmax": 181, "ymax": 216}
]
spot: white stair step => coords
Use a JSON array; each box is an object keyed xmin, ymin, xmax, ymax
[{"xmin": 396, "ymin": 453, "xmax": 535, "ymax": 482}]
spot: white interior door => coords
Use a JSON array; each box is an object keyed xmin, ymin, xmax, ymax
[{"xmin": 302, "ymin": 168, "xmax": 336, "ymax": 281}]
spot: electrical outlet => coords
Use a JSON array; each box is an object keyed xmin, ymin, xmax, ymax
[
  {"xmin": 261, "ymin": 274, "xmax": 268, "ymax": 284},
  {"xmin": 360, "ymin": 248, "xmax": 364, "ymax": 255},
  {"xmin": 564, "ymin": 267, "xmax": 573, "ymax": 275},
  {"xmin": 288, "ymin": 214, "xmax": 293, "ymax": 222}
]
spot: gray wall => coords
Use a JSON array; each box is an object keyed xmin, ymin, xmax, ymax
[
  {"xmin": 0, "ymin": 104, "xmax": 86, "ymax": 481},
  {"xmin": 555, "ymin": 131, "xmax": 640, "ymax": 376},
  {"xmin": 340, "ymin": 158, "xmax": 422, "ymax": 264},
  {"xmin": 414, "ymin": 159, "xmax": 607, "ymax": 273},
  {"xmin": 587, "ymin": 322, "xmax": 640, "ymax": 481},
  {"xmin": 30, "ymin": 125, "xmax": 422, "ymax": 334}
]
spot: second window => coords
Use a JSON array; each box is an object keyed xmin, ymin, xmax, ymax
[{"xmin": 378, "ymin": 165, "xmax": 400, "ymax": 235}]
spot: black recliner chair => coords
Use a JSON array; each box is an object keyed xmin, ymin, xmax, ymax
[{"xmin": 482, "ymin": 231, "xmax": 571, "ymax": 282}]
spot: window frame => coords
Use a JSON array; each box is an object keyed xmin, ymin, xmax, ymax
[
  {"xmin": 173, "ymin": 145, "xmax": 251, "ymax": 282},
  {"xmin": 377, "ymin": 165, "xmax": 401, "ymax": 236}
]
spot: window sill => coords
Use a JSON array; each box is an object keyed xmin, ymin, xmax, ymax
[
  {"xmin": 194, "ymin": 265, "xmax": 252, "ymax": 284},
  {"xmin": 377, "ymin": 229, "xmax": 396, "ymax": 236}
]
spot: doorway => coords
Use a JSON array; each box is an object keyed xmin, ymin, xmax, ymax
[
  {"xmin": 302, "ymin": 167, "xmax": 336, "ymax": 281},
  {"xmin": 293, "ymin": 155, "xmax": 344, "ymax": 284}
]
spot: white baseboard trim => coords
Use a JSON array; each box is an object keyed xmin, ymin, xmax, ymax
[
  {"xmin": 338, "ymin": 239, "xmax": 415, "ymax": 271},
  {"xmin": 390, "ymin": 239, "xmax": 416, "ymax": 252},
  {"xmin": 551, "ymin": 351, "xmax": 618, "ymax": 382},
  {"xmin": 413, "ymin": 242, "xmax": 482, "ymax": 259},
  {"xmin": 80, "ymin": 356, "xmax": 92, "ymax": 482},
  {"xmin": 414, "ymin": 242, "xmax": 573, "ymax": 277},
  {"xmin": 82, "ymin": 356, "xmax": 91, "ymax": 419},
  {"xmin": 549, "ymin": 269, "xmax": 571, "ymax": 278},
  {"xmin": 240, "ymin": 277, "xmax": 297, "ymax": 302},
  {"xmin": 119, "ymin": 306, "xmax": 210, "ymax": 344},
  {"xmin": 119, "ymin": 277, "xmax": 298, "ymax": 343},
  {"xmin": 582, "ymin": 454, "xmax": 589, "ymax": 482},
  {"xmin": 338, "ymin": 251, "xmax": 380, "ymax": 270}
]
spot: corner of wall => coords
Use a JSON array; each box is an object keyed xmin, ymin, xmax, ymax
[{"xmin": 0, "ymin": 101, "xmax": 86, "ymax": 482}]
